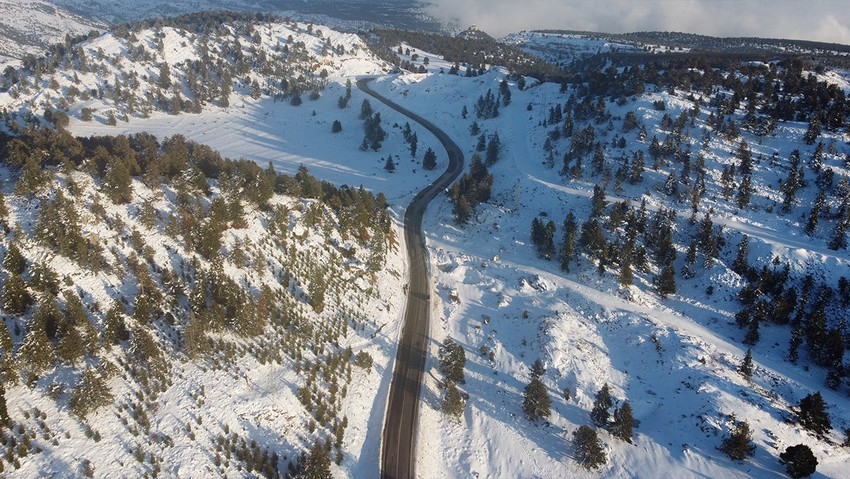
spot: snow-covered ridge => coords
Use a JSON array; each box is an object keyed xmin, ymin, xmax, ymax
[{"xmin": 0, "ymin": 0, "xmax": 103, "ymax": 67}]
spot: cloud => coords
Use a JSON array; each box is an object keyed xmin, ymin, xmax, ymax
[{"xmin": 425, "ymin": 0, "xmax": 850, "ymax": 45}]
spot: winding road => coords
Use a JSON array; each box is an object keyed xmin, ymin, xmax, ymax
[{"xmin": 357, "ymin": 78, "xmax": 465, "ymax": 479}]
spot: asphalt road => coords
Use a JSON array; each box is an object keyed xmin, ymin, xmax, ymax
[{"xmin": 357, "ymin": 78, "xmax": 465, "ymax": 479}]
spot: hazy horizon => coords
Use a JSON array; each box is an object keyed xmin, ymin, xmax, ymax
[{"xmin": 425, "ymin": 0, "xmax": 850, "ymax": 45}]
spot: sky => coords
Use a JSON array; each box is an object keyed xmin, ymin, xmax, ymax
[{"xmin": 425, "ymin": 0, "xmax": 850, "ymax": 45}]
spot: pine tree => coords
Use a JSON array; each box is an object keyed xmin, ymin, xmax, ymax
[
  {"xmin": 383, "ymin": 156, "xmax": 395, "ymax": 173},
  {"xmin": 591, "ymin": 383, "xmax": 613, "ymax": 427},
  {"xmin": 3, "ymin": 243, "xmax": 26, "ymax": 275},
  {"xmin": 439, "ymin": 338, "xmax": 466, "ymax": 383},
  {"xmin": 590, "ymin": 185, "xmax": 607, "ymax": 218},
  {"xmin": 359, "ymin": 99, "xmax": 372, "ymax": 120},
  {"xmin": 655, "ymin": 266, "xmax": 677, "ymax": 298},
  {"xmin": 102, "ymin": 300, "xmax": 129, "ymax": 345},
  {"xmin": 522, "ymin": 359, "xmax": 551, "ymax": 420},
  {"xmin": 744, "ymin": 319, "xmax": 760, "ymax": 345},
  {"xmin": 158, "ymin": 62, "xmax": 171, "ymax": 89},
  {"xmin": 611, "ymin": 401, "xmax": 634, "ymax": 443},
  {"xmin": 828, "ymin": 217, "xmax": 848, "ymax": 250},
  {"xmin": 17, "ymin": 327, "xmax": 53, "ymax": 374},
  {"xmin": 780, "ymin": 444, "xmax": 818, "ymax": 478},
  {"xmin": 423, "ymin": 147, "xmax": 437, "ymax": 170},
  {"xmin": 184, "ymin": 312, "xmax": 208, "ymax": 359},
  {"xmin": 453, "ymin": 196, "xmax": 471, "ymax": 225},
  {"xmin": 739, "ymin": 348, "xmax": 754, "ymax": 379},
  {"xmin": 2, "ymin": 273, "xmax": 32, "ymax": 315},
  {"xmin": 70, "ymin": 367, "xmax": 114, "ymax": 418},
  {"xmin": 720, "ymin": 419, "xmax": 756, "ymax": 460},
  {"xmin": 104, "ymin": 157, "xmax": 133, "ymax": 204},
  {"xmin": 798, "ymin": 392, "xmax": 831, "ymax": 436},
  {"xmin": 732, "ymin": 235, "xmax": 750, "ymax": 275},
  {"xmin": 559, "ymin": 212, "xmax": 577, "ymax": 272},
  {"xmin": 573, "ymin": 425, "xmax": 607, "ymax": 470},
  {"xmin": 56, "ymin": 327, "xmax": 85, "ymax": 366},
  {"xmin": 805, "ymin": 191, "xmax": 825, "ymax": 236},
  {"xmin": 302, "ymin": 441, "xmax": 333, "ymax": 479},
  {"xmin": 0, "ymin": 321, "xmax": 12, "ymax": 355},
  {"xmin": 619, "ymin": 255, "xmax": 633, "ymax": 287},
  {"xmin": 442, "ymin": 380, "xmax": 466, "ymax": 419},
  {"xmin": 0, "ymin": 381, "xmax": 9, "ymax": 427},
  {"xmin": 736, "ymin": 174, "xmax": 752, "ymax": 209},
  {"xmin": 331, "ymin": 120, "xmax": 342, "ymax": 133}
]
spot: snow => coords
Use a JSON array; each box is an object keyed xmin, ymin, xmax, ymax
[
  {"xmin": 0, "ymin": 0, "xmax": 103, "ymax": 63},
  {"xmin": 365, "ymin": 59, "xmax": 849, "ymax": 478},
  {"xmin": 2, "ymin": 18, "xmax": 849, "ymax": 479}
]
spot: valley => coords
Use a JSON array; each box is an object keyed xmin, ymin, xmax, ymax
[{"xmin": 0, "ymin": 7, "xmax": 849, "ymax": 479}]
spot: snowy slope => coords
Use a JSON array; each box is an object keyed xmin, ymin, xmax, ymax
[
  {"xmin": 2, "ymin": 15, "xmax": 850, "ymax": 478},
  {"xmin": 503, "ymin": 31, "xmax": 642, "ymax": 67},
  {"xmin": 0, "ymin": 0, "xmax": 103, "ymax": 66},
  {"xmin": 367, "ymin": 59, "xmax": 850, "ymax": 478}
]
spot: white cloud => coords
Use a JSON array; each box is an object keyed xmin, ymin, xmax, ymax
[{"xmin": 425, "ymin": 0, "xmax": 850, "ymax": 44}]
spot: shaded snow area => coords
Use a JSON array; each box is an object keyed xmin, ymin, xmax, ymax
[{"xmin": 2, "ymin": 16, "xmax": 850, "ymax": 478}]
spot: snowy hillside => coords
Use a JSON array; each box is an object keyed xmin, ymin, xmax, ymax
[
  {"xmin": 367, "ymin": 49, "xmax": 850, "ymax": 478},
  {"xmin": 0, "ymin": 0, "xmax": 102, "ymax": 66},
  {"xmin": 503, "ymin": 31, "xmax": 643, "ymax": 68},
  {"xmin": 2, "ymin": 11, "xmax": 850, "ymax": 479},
  {"xmin": 0, "ymin": 15, "xmax": 430, "ymax": 479}
]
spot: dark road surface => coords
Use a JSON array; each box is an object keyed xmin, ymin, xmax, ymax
[{"xmin": 357, "ymin": 78, "xmax": 464, "ymax": 479}]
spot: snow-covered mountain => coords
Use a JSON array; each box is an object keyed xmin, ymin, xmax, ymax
[
  {"xmin": 0, "ymin": 0, "xmax": 103, "ymax": 66},
  {"xmin": 1, "ymin": 11, "xmax": 850, "ymax": 479},
  {"xmin": 0, "ymin": 1, "xmax": 442, "ymax": 65}
]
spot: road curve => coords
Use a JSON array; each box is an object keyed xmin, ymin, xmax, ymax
[{"xmin": 357, "ymin": 77, "xmax": 465, "ymax": 479}]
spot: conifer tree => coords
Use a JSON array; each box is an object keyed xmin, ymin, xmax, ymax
[
  {"xmin": 805, "ymin": 192, "xmax": 825, "ymax": 236},
  {"xmin": 798, "ymin": 392, "xmax": 831, "ymax": 436},
  {"xmin": 732, "ymin": 235, "xmax": 750, "ymax": 275},
  {"xmin": 302, "ymin": 441, "xmax": 333, "ymax": 479},
  {"xmin": 359, "ymin": 99, "xmax": 372, "ymax": 120},
  {"xmin": 522, "ymin": 359, "xmax": 551, "ymax": 420},
  {"xmin": 184, "ymin": 312, "xmax": 208, "ymax": 359},
  {"xmin": 720, "ymin": 419, "xmax": 756, "ymax": 460},
  {"xmin": 3, "ymin": 243, "xmax": 26, "ymax": 275},
  {"xmin": 439, "ymin": 338, "xmax": 466, "ymax": 384},
  {"xmin": 619, "ymin": 256, "xmax": 633, "ymax": 287},
  {"xmin": 0, "ymin": 322, "xmax": 12, "ymax": 355},
  {"xmin": 442, "ymin": 380, "xmax": 466, "ymax": 419},
  {"xmin": 828, "ymin": 217, "xmax": 848, "ymax": 250},
  {"xmin": 591, "ymin": 383, "xmax": 612, "ymax": 427},
  {"xmin": 70, "ymin": 367, "xmax": 114, "ymax": 418},
  {"xmin": 743, "ymin": 317, "xmax": 760, "ymax": 345},
  {"xmin": 383, "ymin": 156, "xmax": 396, "ymax": 173},
  {"xmin": 102, "ymin": 300, "xmax": 129, "ymax": 345},
  {"xmin": 104, "ymin": 157, "xmax": 133, "ymax": 204},
  {"xmin": 655, "ymin": 266, "xmax": 677, "ymax": 298},
  {"xmin": 573, "ymin": 425, "xmax": 607, "ymax": 470},
  {"xmin": 423, "ymin": 147, "xmax": 437, "ymax": 170},
  {"xmin": 2, "ymin": 273, "xmax": 32, "ymax": 315},
  {"xmin": 559, "ymin": 212, "xmax": 577, "ymax": 272},
  {"xmin": 739, "ymin": 348, "xmax": 754, "ymax": 379},
  {"xmin": 57, "ymin": 327, "xmax": 85, "ymax": 366},
  {"xmin": 611, "ymin": 401, "xmax": 634, "ymax": 443},
  {"xmin": 736, "ymin": 174, "xmax": 752, "ymax": 209},
  {"xmin": 17, "ymin": 327, "xmax": 53, "ymax": 374},
  {"xmin": 780, "ymin": 444, "xmax": 818, "ymax": 478},
  {"xmin": 0, "ymin": 381, "xmax": 9, "ymax": 427}
]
